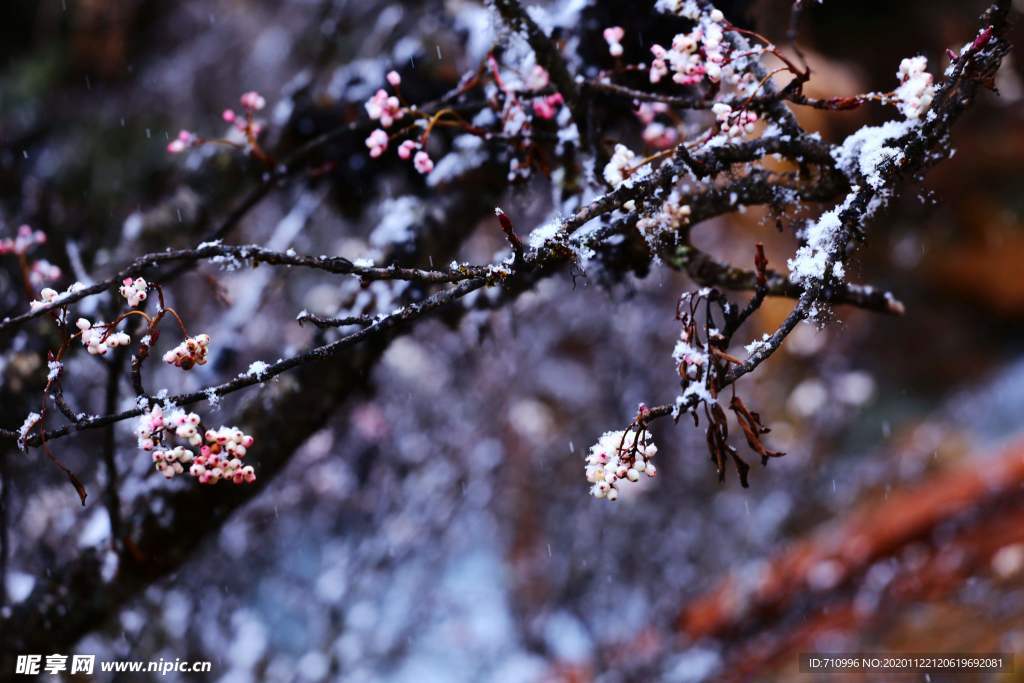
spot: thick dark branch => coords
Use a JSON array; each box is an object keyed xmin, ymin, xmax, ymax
[
  {"xmin": 641, "ymin": 0, "xmax": 1012, "ymax": 425},
  {"xmin": 679, "ymin": 246, "xmax": 905, "ymax": 315},
  {"xmin": 0, "ymin": 244, "xmax": 491, "ymax": 332}
]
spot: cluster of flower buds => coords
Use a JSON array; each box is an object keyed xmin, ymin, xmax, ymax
[
  {"xmin": 603, "ymin": 26, "xmax": 625, "ymax": 57},
  {"xmin": 77, "ymin": 318, "xmax": 131, "ymax": 356},
  {"xmin": 163, "ymin": 334, "xmax": 211, "ymax": 370},
  {"xmin": 412, "ymin": 150, "xmax": 434, "ymax": 174},
  {"xmin": 389, "ymin": 139, "xmax": 434, "ymax": 174},
  {"xmin": 585, "ymin": 428, "xmax": 658, "ymax": 501},
  {"xmin": 168, "ymin": 91, "xmax": 267, "ymax": 154},
  {"xmin": 365, "ymin": 84, "xmax": 403, "ymax": 129},
  {"xmin": 190, "ymin": 426, "xmax": 256, "ymax": 485},
  {"xmin": 603, "ymin": 144, "xmax": 648, "ymax": 187},
  {"xmin": 532, "ymin": 92, "xmax": 564, "ymax": 120},
  {"xmin": 119, "ymin": 277, "xmax": 148, "ymax": 307},
  {"xmin": 153, "ymin": 446, "xmax": 194, "ymax": 479},
  {"xmin": 649, "ymin": 8, "xmax": 728, "ymax": 85},
  {"xmin": 516, "ymin": 64, "xmax": 563, "ymax": 120},
  {"xmin": 204, "ymin": 425, "xmax": 254, "ymax": 459},
  {"xmin": 1, "ymin": 226, "xmax": 61, "ymax": 286},
  {"xmin": 170, "ymin": 409, "xmax": 203, "ymax": 446},
  {"xmin": 712, "ymin": 103, "xmax": 758, "ymax": 140},
  {"xmin": 239, "ymin": 90, "xmax": 266, "ymax": 112},
  {"xmin": 137, "ymin": 405, "xmax": 257, "ymax": 486},
  {"xmin": 894, "ymin": 56, "xmax": 935, "ymax": 119},
  {"xmin": 190, "ymin": 452, "xmax": 255, "ymax": 485},
  {"xmin": 29, "ymin": 259, "xmax": 61, "ymax": 287},
  {"xmin": 167, "ymin": 129, "xmax": 199, "ymax": 154},
  {"xmin": 364, "ymin": 71, "xmax": 443, "ymax": 174},
  {"xmin": 0, "ymin": 224, "xmax": 46, "ymax": 254},
  {"xmin": 365, "ymin": 129, "xmax": 389, "ymax": 158},
  {"xmin": 222, "ymin": 90, "xmax": 266, "ymax": 137},
  {"xmin": 137, "ymin": 405, "xmax": 165, "ymax": 451},
  {"xmin": 29, "ymin": 282, "xmax": 86, "ymax": 311},
  {"xmin": 636, "ymin": 102, "xmax": 678, "ymax": 149}
]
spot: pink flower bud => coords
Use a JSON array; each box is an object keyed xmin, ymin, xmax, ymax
[{"xmin": 413, "ymin": 150, "xmax": 433, "ymax": 174}]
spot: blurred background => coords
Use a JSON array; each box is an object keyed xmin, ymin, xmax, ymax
[{"xmin": 1, "ymin": 0, "xmax": 1023, "ymax": 681}]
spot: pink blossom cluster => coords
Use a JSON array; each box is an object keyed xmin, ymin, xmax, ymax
[
  {"xmin": 365, "ymin": 82, "xmax": 403, "ymax": 129},
  {"xmin": 191, "ymin": 427, "xmax": 256, "ymax": 485},
  {"xmin": 637, "ymin": 102, "xmax": 678, "ymax": 149},
  {"xmin": 0, "ymin": 224, "xmax": 46, "ymax": 255},
  {"xmin": 191, "ymin": 451, "xmax": 255, "ymax": 485},
  {"xmin": 712, "ymin": 102, "xmax": 758, "ymax": 140},
  {"xmin": 363, "ymin": 70, "xmax": 443, "ymax": 175},
  {"xmin": 1, "ymin": 226, "xmax": 62, "ymax": 286},
  {"xmin": 204, "ymin": 425, "xmax": 255, "ymax": 459},
  {"xmin": 168, "ymin": 90, "xmax": 267, "ymax": 154},
  {"xmin": 76, "ymin": 318, "xmax": 131, "ymax": 356},
  {"xmin": 366, "ymin": 130, "xmax": 434, "ymax": 174},
  {"xmin": 585, "ymin": 428, "xmax": 658, "ymax": 501},
  {"xmin": 29, "ymin": 260, "xmax": 62, "ymax": 287},
  {"xmin": 167, "ymin": 129, "xmax": 199, "ymax": 154},
  {"xmin": 163, "ymin": 334, "xmax": 211, "ymax": 370},
  {"xmin": 518, "ymin": 64, "xmax": 564, "ymax": 121},
  {"xmin": 531, "ymin": 91, "xmax": 564, "ymax": 121},
  {"xmin": 137, "ymin": 405, "xmax": 256, "ymax": 485},
  {"xmin": 137, "ymin": 406, "xmax": 202, "ymax": 449},
  {"xmin": 119, "ymin": 277, "xmax": 148, "ymax": 307},
  {"xmin": 153, "ymin": 446, "xmax": 194, "ymax": 479},
  {"xmin": 649, "ymin": 8, "xmax": 728, "ymax": 85},
  {"xmin": 365, "ymin": 129, "xmax": 389, "ymax": 158},
  {"xmin": 222, "ymin": 90, "xmax": 267, "ymax": 137},
  {"xmin": 894, "ymin": 56, "xmax": 935, "ymax": 119}
]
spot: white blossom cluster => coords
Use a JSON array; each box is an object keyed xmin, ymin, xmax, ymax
[
  {"xmin": 894, "ymin": 56, "xmax": 935, "ymax": 119},
  {"xmin": 170, "ymin": 409, "xmax": 204, "ymax": 446},
  {"xmin": 163, "ymin": 334, "xmax": 211, "ymax": 370},
  {"xmin": 603, "ymin": 144, "xmax": 648, "ymax": 187},
  {"xmin": 649, "ymin": 7, "xmax": 731, "ymax": 85},
  {"xmin": 152, "ymin": 446, "xmax": 194, "ymax": 479},
  {"xmin": 712, "ymin": 103, "xmax": 759, "ymax": 141},
  {"xmin": 136, "ymin": 405, "xmax": 257, "ymax": 486},
  {"xmin": 585, "ymin": 428, "xmax": 658, "ymax": 501},
  {"xmin": 203, "ymin": 426, "xmax": 255, "ymax": 459},
  {"xmin": 76, "ymin": 318, "xmax": 131, "ymax": 356},
  {"xmin": 119, "ymin": 276, "xmax": 148, "ymax": 307},
  {"xmin": 29, "ymin": 282, "xmax": 86, "ymax": 311}
]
